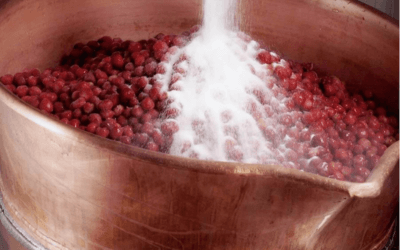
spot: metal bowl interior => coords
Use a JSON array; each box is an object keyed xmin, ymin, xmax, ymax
[{"xmin": 0, "ymin": 0, "xmax": 398, "ymax": 249}]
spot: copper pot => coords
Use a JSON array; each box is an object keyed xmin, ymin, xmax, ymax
[{"xmin": 0, "ymin": 0, "xmax": 398, "ymax": 249}]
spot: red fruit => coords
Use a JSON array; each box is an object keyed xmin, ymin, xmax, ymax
[
  {"xmin": 128, "ymin": 97, "xmax": 139, "ymax": 107},
  {"xmin": 0, "ymin": 74, "xmax": 13, "ymax": 85},
  {"xmin": 72, "ymin": 108, "xmax": 82, "ymax": 119},
  {"xmin": 274, "ymin": 66, "xmax": 292, "ymax": 79},
  {"xmin": 144, "ymin": 61, "xmax": 158, "ymax": 76},
  {"xmin": 53, "ymin": 102, "xmax": 65, "ymax": 113},
  {"xmin": 100, "ymin": 110, "xmax": 115, "ymax": 119},
  {"xmin": 111, "ymin": 53, "xmax": 124, "ymax": 68},
  {"xmin": 98, "ymin": 99, "xmax": 114, "ymax": 111},
  {"xmin": 148, "ymin": 109, "xmax": 159, "ymax": 119},
  {"xmin": 60, "ymin": 110, "xmax": 72, "ymax": 120},
  {"xmin": 21, "ymin": 96, "xmax": 38, "ymax": 108},
  {"xmin": 140, "ymin": 97, "xmax": 155, "ymax": 111},
  {"xmin": 172, "ymin": 36, "xmax": 187, "ymax": 47},
  {"xmin": 134, "ymin": 133, "xmax": 150, "ymax": 146},
  {"xmin": 323, "ymin": 84, "xmax": 337, "ymax": 96},
  {"xmin": 299, "ymin": 130, "xmax": 311, "ymax": 141},
  {"xmin": 153, "ymin": 40, "xmax": 169, "ymax": 53},
  {"xmin": 116, "ymin": 116, "xmax": 128, "ymax": 127},
  {"xmin": 227, "ymin": 148, "xmax": 243, "ymax": 161},
  {"xmin": 335, "ymin": 148, "xmax": 350, "ymax": 161},
  {"xmin": 136, "ymin": 76, "xmax": 149, "ymax": 89},
  {"xmin": 70, "ymin": 97, "xmax": 86, "ymax": 109},
  {"xmin": 68, "ymin": 119, "xmax": 80, "ymax": 128},
  {"xmin": 343, "ymin": 113, "xmax": 357, "ymax": 125},
  {"xmin": 113, "ymin": 104, "xmax": 124, "ymax": 116},
  {"xmin": 134, "ymin": 54, "xmax": 145, "ymax": 66},
  {"xmin": 122, "ymin": 126, "xmax": 134, "ymax": 137},
  {"xmin": 94, "ymin": 69, "xmax": 108, "ymax": 80},
  {"xmin": 148, "ymin": 87, "xmax": 160, "ymax": 101},
  {"xmin": 302, "ymin": 98, "xmax": 314, "ymax": 110},
  {"xmin": 141, "ymin": 122, "xmax": 155, "ymax": 135},
  {"xmin": 121, "ymin": 71, "xmax": 132, "ymax": 81},
  {"xmin": 327, "ymin": 161, "xmax": 343, "ymax": 174},
  {"xmin": 89, "ymin": 95, "xmax": 101, "ymax": 107},
  {"xmin": 368, "ymin": 116, "xmax": 381, "ymax": 131},
  {"xmin": 14, "ymin": 73, "xmax": 26, "ymax": 86},
  {"xmin": 27, "ymin": 76, "xmax": 39, "ymax": 86},
  {"xmin": 133, "ymin": 66, "xmax": 144, "ymax": 77},
  {"xmin": 110, "ymin": 76, "xmax": 125, "ymax": 88},
  {"xmin": 83, "ymin": 102, "xmax": 95, "ymax": 114},
  {"xmin": 95, "ymin": 127, "xmax": 110, "ymax": 138},
  {"xmin": 257, "ymin": 51, "xmax": 272, "ymax": 64},
  {"xmin": 75, "ymin": 68, "xmax": 87, "ymax": 78},
  {"xmin": 78, "ymin": 88, "xmax": 94, "ymax": 101},
  {"xmin": 120, "ymin": 136, "xmax": 132, "ymax": 144},
  {"xmin": 125, "ymin": 62, "xmax": 134, "ymax": 71},
  {"xmin": 128, "ymin": 42, "xmax": 142, "ymax": 53},
  {"xmin": 151, "ymin": 130, "xmax": 165, "ymax": 146},
  {"xmin": 161, "ymin": 120, "xmax": 179, "ymax": 136},
  {"xmin": 355, "ymin": 166, "xmax": 370, "ymax": 179},
  {"xmin": 292, "ymin": 91, "xmax": 305, "ymax": 106},
  {"xmin": 39, "ymin": 98, "xmax": 54, "ymax": 113},
  {"xmin": 120, "ymin": 87, "xmax": 135, "ymax": 103},
  {"xmin": 145, "ymin": 141, "xmax": 159, "ymax": 151},
  {"xmin": 131, "ymin": 105, "xmax": 144, "ymax": 118},
  {"xmin": 110, "ymin": 127, "xmax": 123, "ymax": 139},
  {"xmin": 341, "ymin": 166, "xmax": 353, "ymax": 176},
  {"xmin": 15, "ymin": 85, "xmax": 29, "ymax": 98},
  {"xmin": 86, "ymin": 122, "xmax": 98, "ymax": 133},
  {"xmin": 140, "ymin": 113, "xmax": 152, "ymax": 123},
  {"xmin": 303, "ymin": 71, "xmax": 319, "ymax": 83},
  {"xmin": 353, "ymin": 154, "xmax": 368, "ymax": 168}
]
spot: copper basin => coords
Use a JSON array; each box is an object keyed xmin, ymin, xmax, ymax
[{"xmin": 0, "ymin": 0, "xmax": 398, "ymax": 249}]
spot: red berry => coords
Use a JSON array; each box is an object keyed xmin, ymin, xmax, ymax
[
  {"xmin": 68, "ymin": 119, "xmax": 80, "ymax": 128},
  {"xmin": 161, "ymin": 120, "xmax": 179, "ymax": 136},
  {"xmin": 145, "ymin": 142, "xmax": 159, "ymax": 152},
  {"xmin": 95, "ymin": 127, "xmax": 110, "ymax": 138},
  {"xmin": 131, "ymin": 105, "xmax": 144, "ymax": 118},
  {"xmin": 120, "ymin": 136, "xmax": 132, "ymax": 144},
  {"xmin": 140, "ymin": 97, "xmax": 155, "ymax": 111},
  {"xmin": 343, "ymin": 113, "xmax": 357, "ymax": 125},
  {"xmin": 98, "ymin": 99, "xmax": 114, "ymax": 111},
  {"xmin": 257, "ymin": 51, "xmax": 272, "ymax": 64},
  {"xmin": 15, "ymin": 86, "xmax": 29, "ymax": 98},
  {"xmin": 70, "ymin": 97, "xmax": 86, "ymax": 109},
  {"xmin": 86, "ymin": 122, "xmax": 98, "ymax": 133},
  {"xmin": 0, "ymin": 74, "xmax": 13, "ymax": 85},
  {"xmin": 110, "ymin": 127, "xmax": 123, "ymax": 139},
  {"xmin": 111, "ymin": 53, "xmax": 124, "ymax": 68},
  {"xmin": 39, "ymin": 98, "xmax": 54, "ymax": 113},
  {"xmin": 100, "ymin": 110, "xmax": 115, "ymax": 119},
  {"xmin": 88, "ymin": 113, "xmax": 102, "ymax": 124}
]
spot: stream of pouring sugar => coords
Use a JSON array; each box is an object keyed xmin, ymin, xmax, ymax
[{"xmin": 159, "ymin": 0, "xmax": 287, "ymax": 163}]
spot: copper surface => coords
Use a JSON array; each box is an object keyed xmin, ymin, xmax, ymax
[{"xmin": 0, "ymin": 0, "xmax": 398, "ymax": 249}]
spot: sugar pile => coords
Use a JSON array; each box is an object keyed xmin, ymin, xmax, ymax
[{"xmin": 156, "ymin": 0, "xmax": 292, "ymax": 163}]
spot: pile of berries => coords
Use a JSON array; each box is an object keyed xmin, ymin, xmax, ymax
[{"xmin": 0, "ymin": 27, "xmax": 397, "ymax": 182}]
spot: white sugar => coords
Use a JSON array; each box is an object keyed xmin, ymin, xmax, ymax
[{"xmin": 156, "ymin": 0, "xmax": 291, "ymax": 163}]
